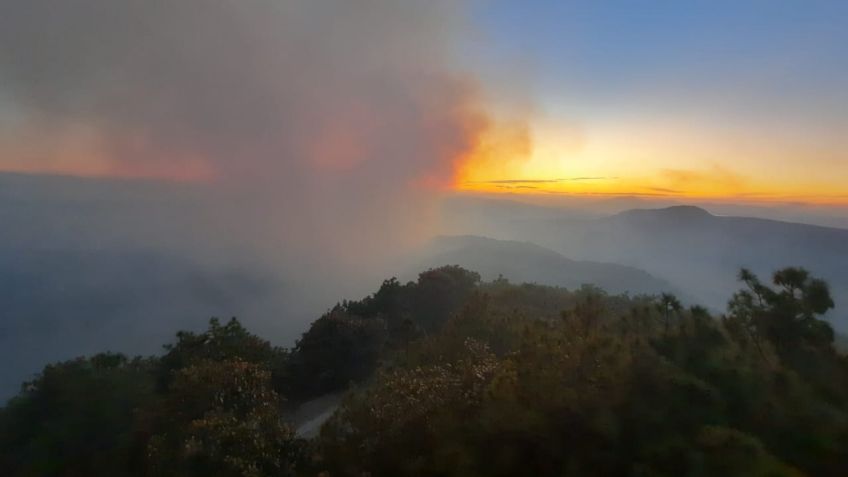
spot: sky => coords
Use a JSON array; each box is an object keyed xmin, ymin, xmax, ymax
[
  {"xmin": 458, "ymin": 0, "xmax": 848, "ymax": 203},
  {"xmin": 0, "ymin": 1, "xmax": 847, "ymax": 205}
]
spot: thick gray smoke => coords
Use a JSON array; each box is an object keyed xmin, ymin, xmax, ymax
[
  {"xmin": 0, "ymin": 0, "xmax": 491, "ymax": 400},
  {"xmin": 0, "ymin": 0, "xmax": 485, "ymax": 260}
]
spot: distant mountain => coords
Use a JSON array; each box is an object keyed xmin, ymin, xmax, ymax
[
  {"xmin": 411, "ymin": 235, "xmax": 679, "ymax": 297},
  {"xmin": 441, "ymin": 194, "xmax": 848, "ymax": 230},
  {"xmin": 613, "ymin": 205, "xmax": 714, "ymax": 222},
  {"xmin": 505, "ymin": 206, "xmax": 848, "ymax": 328}
]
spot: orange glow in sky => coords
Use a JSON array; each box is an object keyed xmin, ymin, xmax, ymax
[{"xmin": 455, "ymin": 115, "xmax": 848, "ymax": 205}]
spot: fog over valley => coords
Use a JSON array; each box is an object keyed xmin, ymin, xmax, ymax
[{"xmin": 3, "ymin": 172, "xmax": 848, "ymax": 400}]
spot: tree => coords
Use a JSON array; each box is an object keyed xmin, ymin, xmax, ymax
[
  {"xmin": 284, "ymin": 309, "xmax": 387, "ymax": 401},
  {"xmin": 0, "ymin": 353, "xmax": 156, "ymax": 477},
  {"xmin": 410, "ymin": 266, "xmax": 481, "ymax": 331},
  {"xmin": 146, "ymin": 359, "xmax": 301, "ymax": 477},
  {"xmin": 156, "ymin": 317, "xmax": 286, "ymax": 392},
  {"xmin": 565, "ymin": 288, "xmax": 606, "ymax": 336},
  {"xmin": 656, "ymin": 293, "xmax": 682, "ymax": 333},
  {"xmin": 727, "ymin": 268, "xmax": 835, "ymax": 356}
]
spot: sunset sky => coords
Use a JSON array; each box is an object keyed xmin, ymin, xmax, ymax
[
  {"xmin": 458, "ymin": 0, "xmax": 848, "ymax": 203},
  {"xmin": 1, "ymin": 1, "xmax": 847, "ymax": 205}
]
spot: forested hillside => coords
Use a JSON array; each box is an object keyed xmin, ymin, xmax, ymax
[{"xmin": 2, "ymin": 266, "xmax": 847, "ymax": 476}]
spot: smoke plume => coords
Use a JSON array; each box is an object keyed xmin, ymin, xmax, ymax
[{"xmin": 0, "ymin": 0, "xmax": 489, "ymax": 262}]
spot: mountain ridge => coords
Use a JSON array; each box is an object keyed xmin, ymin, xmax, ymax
[{"xmin": 415, "ymin": 234, "xmax": 681, "ymax": 297}]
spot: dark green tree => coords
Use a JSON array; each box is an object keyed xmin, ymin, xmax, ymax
[
  {"xmin": 284, "ymin": 309, "xmax": 387, "ymax": 401},
  {"xmin": 156, "ymin": 317, "xmax": 286, "ymax": 392},
  {"xmin": 727, "ymin": 267, "xmax": 836, "ymax": 358},
  {"xmin": 0, "ymin": 354, "xmax": 156, "ymax": 477},
  {"xmin": 656, "ymin": 293, "xmax": 682, "ymax": 333},
  {"xmin": 146, "ymin": 359, "xmax": 301, "ymax": 477}
]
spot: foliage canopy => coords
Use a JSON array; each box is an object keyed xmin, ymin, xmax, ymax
[{"xmin": 2, "ymin": 266, "xmax": 847, "ymax": 476}]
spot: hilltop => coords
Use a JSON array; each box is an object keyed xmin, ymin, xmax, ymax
[{"xmin": 2, "ymin": 265, "xmax": 847, "ymax": 476}]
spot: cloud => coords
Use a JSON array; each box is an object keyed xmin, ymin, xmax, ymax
[
  {"xmin": 494, "ymin": 184, "xmax": 539, "ymax": 190},
  {"xmin": 471, "ymin": 176, "xmax": 614, "ymax": 185},
  {"xmin": 659, "ymin": 165, "xmax": 747, "ymax": 191},
  {"xmin": 647, "ymin": 186, "xmax": 684, "ymax": 194},
  {"xmin": 485, "ymin": 179, "xmax": 563, "ymax": 184}
]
